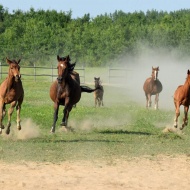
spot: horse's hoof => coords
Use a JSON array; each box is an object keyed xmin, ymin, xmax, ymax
[
  {"xmin": 179, "ymin": 124, "xmax": 185, "ymax": 130},
  {"xmin": 1, "ymin": 125, "xmax": 4, "ymax": 129},
  {"xmin": 50, "ymin": 127, "xmax": 55, "ymax": 133},
  {"xmin": 60, "ymin": 122, "xmax": 66, "ymax": 127},
  {"xmin": 6, "ymin": 129, "xmax": 10, "ymax": 135},
  {"xmin": 17, "ymin": 126, "xmax": 21, "ymax": 130}
]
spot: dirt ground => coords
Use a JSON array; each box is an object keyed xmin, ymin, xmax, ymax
[{"xmin": 1, "ymin": 155, "xmax": 190, "ymax": 190}]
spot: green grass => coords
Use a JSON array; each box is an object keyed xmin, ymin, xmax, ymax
[{"xmin": 0, "ymin": 79, "xmax": 190, "ymax": 163}]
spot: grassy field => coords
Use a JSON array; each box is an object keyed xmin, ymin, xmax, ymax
[{"xmin": 0, "ymin": 76, "xmax": 190, "ymax": 163}]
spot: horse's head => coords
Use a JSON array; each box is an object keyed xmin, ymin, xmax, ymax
[
  {"xmin": 6, "ymin": 57, "xmax": 21, "ymax": 82},
  {"xmin": 94, "ymin": 77, "xmax": 101, "ymax": 88},
  {"xmin": 151, "ymin": 67, "xmax": 159, "ymax": 81},
  {"xmin": 57, "ymin": 55, "xmax": 70, "ymax": 83}
]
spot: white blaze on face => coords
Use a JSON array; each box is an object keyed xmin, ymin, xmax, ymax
[
  {"xmin": 60, "ymin": 64, "xmax": 64, "ymax": 67},
  {"xmin": 154, "ymin": 70, "xmax": 158, "ymax": 80}
]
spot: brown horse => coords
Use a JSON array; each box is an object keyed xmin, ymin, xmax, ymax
[
  {"xmin": 143, "ymin": 67, "xmax": 163, "ymax": 109},
  {"xmin": 49, "ymin": 55, "xmax": 98, "ymax": 133},
  {"xmin": 173, "ymin": 70, "xmax": 190, "ymax": 130},
  {"xmin": 94, "ymin": 77, "xmax": 104, "ymax": 107},
  {"xmin": 0, "ymin": 58, "xmax": 24, "ymax": 135}
]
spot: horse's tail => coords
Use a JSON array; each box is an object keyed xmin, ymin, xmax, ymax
[{"xmin": 80, "ymin": 85, "xmax": 98, "ymax": 93}]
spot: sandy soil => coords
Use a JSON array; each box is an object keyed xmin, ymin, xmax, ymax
[{"xmin": 1, "ymin": 155, "xmax": 190, "ymax": 190}]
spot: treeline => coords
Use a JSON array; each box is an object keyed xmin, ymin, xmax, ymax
[{"xmin": 0, "ymin": 5, "xmax": 190, "ymax": 66}]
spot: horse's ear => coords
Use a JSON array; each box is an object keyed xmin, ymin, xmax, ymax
[
  {"xmin": 187, "ymin": 70, "xmax": 190, "ymax": 75},
  {"xmin": 66, "ymin": 55, "xmax": 70, "ymax": 61},
  {"xmin": 17, "ymin": 59, "xmax": 21, "ymax": 64},
  {"xmin": 57, "ymin": 55, "xmax": 60, "ymax": 61},
  {"xmin": 6, "ymin": 57, "xmax": 12, "ymax": 65}
]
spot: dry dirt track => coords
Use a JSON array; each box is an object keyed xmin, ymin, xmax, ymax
[{"xmin": 1, "ymin": 155, "xmax": 190, "ymax": 190}]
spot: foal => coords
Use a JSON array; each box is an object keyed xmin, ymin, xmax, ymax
[
  {"xmin": 0, "ymin": 58, "xmax": 24, "ymax": 134},
  {"xmin": 94, "ymin": 77, "xmax": 104, "ymax": 107},
  {"xmin": 143, "ymin": 67, "xmax": 163, "ymax": 109}
]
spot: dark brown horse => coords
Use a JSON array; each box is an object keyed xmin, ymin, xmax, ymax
[
  {"xmin": 173, "ymin": 70, "xmax": 190, "ymax": 130},
  {"xmin": 49, "ymin": 55, "xmax": 98, "ymax": 133},
  {"xmin": 0, "ymin": 58, "xmax": 24, "ymax": 135},
  {"xmin": 94, "ymin": 77, "xmax": 104, "ymax": 107},
  {"xmin": 143, "ymin": 67, "xmax": 162, "ymax": 109}
]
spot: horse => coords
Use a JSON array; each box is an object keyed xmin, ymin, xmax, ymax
[
  {"xmin": 49, "ymin": 55, "xmax": 98, "ymax": 133},
  {"xmin": 173, "ymin": 70, "xmax": 190, "ymax": 130},
  {"xmin": 94, "ymin": 77, "xmax": 104, "ymax": 107},
  {"xmin": 143, "ymin": 67, "xmax": 163, "ymax": 109},
  {"xmin": 0, "ymin": 58, "xmax": 24, "ymax": 135}
]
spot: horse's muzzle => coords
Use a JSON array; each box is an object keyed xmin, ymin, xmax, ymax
[
  {"xmin": 57, "ymin": 77, "xmax": 63, "ymax": 83},
  {"xmin": 15, "ymin": 75, "xmax": 21, "ymax": 82}
]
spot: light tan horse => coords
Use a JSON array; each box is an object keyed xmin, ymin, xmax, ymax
[
  {"xmin": 173, "ymin": 70, "xmax": 190, "ymax": 130},
  {"xmin": 0, "ymin": 58, "xmax": 24, "ymax": 134},
  {"xmin": 143, "ymin": 67, "xmax": 163, "ymax": 109},
  {"xmin": 94, "ymin": 77, "xmax": 104, "ymax": 107}
]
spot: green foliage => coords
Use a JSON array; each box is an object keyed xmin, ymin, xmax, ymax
[{"xmin": 0, "ymin": 6, "xmax": 190, "ymax": 66}]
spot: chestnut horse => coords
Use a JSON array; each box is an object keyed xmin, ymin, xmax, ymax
[
  {"xmin": 143, "ymin": 67, "xmax": 162, "ymax": 109},
  {"xmin": 49, "ymin": 55, "xmax": 98, "ymax": 133},
  {"xmin": 0, "ymin": 58, "xmax": 24, "ymax": 135},
  {"xmin": 94, "ymin": 77, "xmax": 104, "ymax": 107},
  {"xmin": 173, "ymin": 70, "xmax": 190, "ymax": 130}
]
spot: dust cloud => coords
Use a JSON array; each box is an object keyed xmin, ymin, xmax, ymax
[
  {"xmin": 118, "ymin": 47, "xmax": 190, "ymax": 110},
  {"xmin": 2, "ymin": 118, "xmax": 40, "ymax": 140}
]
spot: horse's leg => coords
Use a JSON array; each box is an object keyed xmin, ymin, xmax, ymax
[
  {"xmin": 95, "ymin": 98, "xmax": 97, "ymax": 107},
  {"xmin": 154, "ymin": 93, "xmax": 159, "ymax": 110},
  {"xmin": 148, "ymin": 94, "xmax": 151, "ymax": 107},
  {"xmin": 50, "ymin": 102, "xmax": 59, "ymax": 133},
  {"xmin": 0, "ymin": 102, "xmax": 5, "ymax": 134},
  {"xmin": 145, "ymin": 93, "xmax": 148, "ymax": 108},
  {"xmin": 98, "ymin": 98, "xmax": 101, "ymax": 107},
  {"xmin": 16, "ymin": 99, "xmax": 23, "ymax": 131},
  {"xmin": 61, "ymin": 105, "xmax": 72, "ymax": 129},
  {"xmin": 174, "ymin": 102, "xmax": 180, "ymax": 128},
  {"xmin": 181, "ymin": 106, "xmax": 189, "ymax": 130},
  {"xmin": 6, "ymin": 101, "xmax": 16, "ymax": 135},
  {"xmin": 101, "ymin": 98, "xmax": 104, "ymax": 106}
]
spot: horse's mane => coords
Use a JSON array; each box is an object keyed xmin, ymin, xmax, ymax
[{"xmin": 59, "ymin": 56, "xmax": 76, "ymax": 72}]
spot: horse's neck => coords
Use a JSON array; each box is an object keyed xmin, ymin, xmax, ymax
[
  {"xmin": 60, "ymin": 74, "xmax": 74, "ymax": 87},
  {"xmin": 183, "ymin": 80, "xmax": 190, "ymax": 94},
  {"xmin": 95, "ymin": 82, "xmax": 101, "ymax": 88},
  {"xmin": 6, "ymin": 75, "xmax": 14, "ymax": 89}
]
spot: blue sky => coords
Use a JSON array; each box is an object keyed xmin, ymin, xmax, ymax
[{"xmin": 0, "ymin": 0, "xmax": 190, "ymax": 18}]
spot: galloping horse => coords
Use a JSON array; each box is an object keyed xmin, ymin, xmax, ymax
[
  {"xmin": 49, "ymin": 55, "xmax": 98, "ymax": 133},
  {"xmin": 94, "ymin": 77, "xmax": 104, "ymax": 107},
  {"xmin": 0, "ymin": 58, "xmax": 24, "ymax": 135},
  {"xmin": 143, "ymin": 67, "xmax": 162, "ymax": 109},
  {"xmin": 173, "ymin": 70, "xmax": 190, "ymax": 130}
]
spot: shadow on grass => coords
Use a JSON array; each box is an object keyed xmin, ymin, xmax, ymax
[
  {"xmin": 53, "ymin": 139, "xmax": 124, "ymax": 143},
  {"xmin": 95, "ymin": 129, "xmax": 152, "ymax": 136}
]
